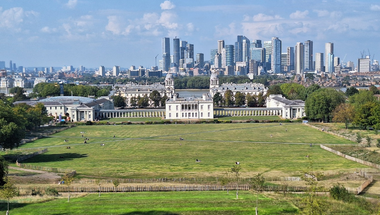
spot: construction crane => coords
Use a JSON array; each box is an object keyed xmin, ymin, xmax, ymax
[{"xmin": 154, "ymin": 54, "xmax": 159, "ymax": 67}]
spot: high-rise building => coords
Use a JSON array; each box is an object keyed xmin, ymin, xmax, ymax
[
  {"xmin": 50, "ymin": 67, "xmax": 54, "ymax": 73},
  {"xmin": 9, "ymin": 60, "xmax": 12, "ymax": 71},
  {"xmin": 162, "ymin": 37, "xmax": 170, "ymax": 72},
  {"xmin": 334, "ymin": 57, "xmax": 340, "ymax": 67},
  {"xmin": 295, "ymin": 42, "xmax": 304, "ymax": 74},
  {"xmin": 0, "ymin": 61, "xmax": 5, "ymax": 70},
  {"xmin": 180, "ymin": 40, "xmax": 187, "ymax": 60},
  {"xmin": 281, "ymin": 53, "xmax": 287, "ymax": 73},
  {"xmin": 358, "ymin": 58, "xmax": 371, "ymax": 73},
  {"xmin": 325, "ymin": 42, "xmax": 334, "ymax": 73},
  {"xmin": 315, "ymin": 53, "xmax": 324, "ymax": 72},
  {"xmin": 304, "ymin": 40, "xmax": 313, "ymax": 71},
  {"xmin": 13, "ymin": 63, "xmax": 16, "ymax": 71},
  {"xmin": 271, "ymin": 37, "xmax": 282, "ymax": 73},
  {"xmin": 250, "ymin": 48, "xmax": 265, "ymax": 63},
  {"xmin": 346, "ymin": 61, "xmax": 354, "ymax": 70},
  {"xmin": 218, "ymin": 40, "xmax": 225, "ymax": 54},
  {"xmin": 249, "ymin": 60, "xmax": 258, "ymax": 76},
  {"xmin": 187, "ymin": 44, "xmax": 194, "ymax": 59},
  {"xmin": 196, "ymin": 53, "xmax": 204, "ymax": 68},
  {"xmin": 235, "ymin": 35, "xmax": 250, "ymax": 63},
  {"xmin": 214, "ymin": 53, "xmax": 222, "ymax": 68},
  {"xmin": 287, "ymin": 47, "xmax": 294, "ymax": 71},
  {"xmin": 113, "ymin": 66, "xmax": 120, "ymax": 76},
  {"xmin": 99, "ymin": 66, "xmax": 105, "ymax": 76},
  {"xmin": 210, "ymin": 49, "xmax": 218, "ymax": 65},
  {"xmin": 252, "ymin": 40, "xmax": 262, "ymax": 48},
  {"xmin": 263, "ymin": 41, "xmax": 272, "ymax": 70},
  {"xmin": 173, "ymin": 37, "xmax": 180, "ymax": 68},
  {"xmin": 225, "ymin": 45, "xmax": 234, "ymax": 67}
]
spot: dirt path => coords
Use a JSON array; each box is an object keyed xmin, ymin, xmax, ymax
[{"xmin": 9, "ymin": 166, "xmax": 62, "ymax": 184}]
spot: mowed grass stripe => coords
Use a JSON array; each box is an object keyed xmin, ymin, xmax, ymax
[
  {"xmin": 0, "ymin": 191, "xmax": 298, "ymax": 215},
  {"xmin": 15, "ymin": 124, "xmax": 365, "ymax": 178}
]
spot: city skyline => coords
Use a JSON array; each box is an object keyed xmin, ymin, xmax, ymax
[{"xmin": 0, "ymin": 0, "xmax": 379, "ymax": 68}]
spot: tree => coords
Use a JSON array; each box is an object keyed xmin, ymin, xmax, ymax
[
  {"xmin": 234, "ymin": 92, "xmax": 245, "ymax": 107},
  {"xmin": 213, "ymin": 92, "xmax": 223, "ymax": 106},
  {"xmin": 224, "ymin": 90, "xmax": 234, "ymax": 107},
  {"xmin": 61, "ymin": 173, "xmax": 74, "ymax": 202},
  {"xmin": 138, "ymin": 95, "xmax": 149, "ymax": 108},
  {"xmin": 0, "ymin": 103, "xmax": 25, "ymax": 149},
  {"xmin": 304, "ymin": 84, "xmax": 321, "ymax": 100},
  {"xmin": 369, "ymin": 85, "xmax": 379, "ymax": 94},
  {"xmin": 9, "ymin": 87, "xmax": 27, "ymax": 102},
  {"xmin": 251, "ymin": 173, "xmax": 265, "ymax": 214},
  {"xmin": 113, "ymin": 95, "xmax": 126, "ymax": 108},
  {"xmin": 0, "ymin": 178, "xmax": 18, "ymax": 214},
  {"xmin": 349, "ymin": 90, "xmax": 375, "ymax": 110},
  {"xmin": 353, "ymin": 102, "xmax": 377, "ymax": 130},
  {"xmin": 230, "ymin": 165, "xmax": 241, "ymax": 199},
  {"xmin": 345, "ymin": 86, "xmax": 359, "ymax": 97},
  {"xmin": 280, "ymin": 83, "xmax": 305, "ymax": 100},
  {"xmin": 332, "ymin": 103, "xmax": 355, "ymax": 129},
  {"xmin": 130, "ymin": 97, "xmax": 138, "ymax": 107},
  {"xmin": 246, "ymin": 94, "xmax": 256, "ymax": 107},
  {"xmin": 160, "ymin": 95, "xmax": 168, "ymax": 107},
  {"xmin": 149, "ymin": 90, "xmax": 161, "ymax": 107},
  {"xmin": 267, "ymin": 84, "xmax": 283, "ymax": 95},
  {"xmin": 112, "ymin": 179, "xmax": 120, "ymax": 192},
  {"xmin": 305, "ymin": 88, "xmax": 345, "ymax": 122},
  {"xmin": 95, "ymin": 179, "xmax": 101, "ymax": 197},
  {"xmin": 257, "ymin": 92, "xmax": 265, "ymax": 107},
  {"xmin": 0, "ymin": 156, "xmax": 8, "ymax": 186}
]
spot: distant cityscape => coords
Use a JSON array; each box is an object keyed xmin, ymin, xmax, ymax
[{"xmin": 0, "ymin": 35, "xmax": 379, "ymax": 90}]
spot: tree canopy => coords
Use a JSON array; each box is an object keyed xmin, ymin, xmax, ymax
[{"xmin": 305, "ymin": 88, "xmax": 345, "ymax": 122}]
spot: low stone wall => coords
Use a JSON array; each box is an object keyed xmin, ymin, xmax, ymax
[
  {"xmin": 16, "ymin": 149, "xmax": 48, "ymax": 163},
  {"xmin": 304, "ymin": 123, "xmax": 355, "ymax": 142},
  {"xmin": 320, "ymin": 145, "xmax": 376, "ymax": 194}
]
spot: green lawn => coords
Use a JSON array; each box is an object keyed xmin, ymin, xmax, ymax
[
  {"xmin": 102, "ymin": 117, "xmax": 163, "ymax": 122},
  {"xmin": 217, "ymin": 116, "xmax": 280, "ymax": 121},
  {"xmin": 0, "ymin": 191, "xmax": 298, "ymax": 215},
  {"xmin": 11, "ymin": 123, "xmax": 365, "ymax": 178}
]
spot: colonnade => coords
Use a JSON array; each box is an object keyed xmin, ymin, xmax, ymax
[
  {"xmin": 98, "ymin": 110, "xmax": 165, "ymax": 119},
  {"xmin": 213, "ymin": 108, "xmax": 282, "ymax": 117}
]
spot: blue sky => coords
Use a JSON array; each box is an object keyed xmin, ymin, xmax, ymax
[{"xmin": 0, "ymin": 0, "xmax": 379, "ymax": 68}]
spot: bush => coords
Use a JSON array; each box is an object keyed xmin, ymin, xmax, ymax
[
  {"xmin": 145, "ymin": 121, "xmax": 153, "ymax": 124},
  {"xmin": 377, "ymin": 139, "xmax": 380, "ymax": 148},
  {"xmin": 366, "ymin": 136, "xmax": 371, "ymax": 147},
  {"xmin": 45, "ymin": 187, "xmax": 59, "ymax": 196},
  {"xmin": 329, "ymin": 184, "xmax": 353, "ymax": 202},
  {"xmin": 356, "ymin": 133, "xmax": 362, "ymax": 144},
  {"xmin": 85, "ymin": 121, "xmax": 93, "ymax": 125}
]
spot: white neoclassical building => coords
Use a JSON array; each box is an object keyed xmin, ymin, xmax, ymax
[
  {"xmin": 266, "ymin": 94, "xmax": 305, "ymax": 119},
  {"xmin": 165, "ymin": 93, "xmax": 214, "ymax": 120},
  {"xmin": 209, "ymin": 71, "xmax": 268, "ymax": 97}
]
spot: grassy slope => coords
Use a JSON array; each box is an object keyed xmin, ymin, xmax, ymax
[
  {"xmin": 0, "ymin": 191, "xmax": 298, "ymax": 215},
  {"xmin": 12, "ymin": 123, "xmax": 365, "ymax": 178}
]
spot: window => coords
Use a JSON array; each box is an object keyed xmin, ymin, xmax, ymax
[
  {"xmin": 208, "ymin": 105, "xmax": 210, "ymax": 110},
  {"xmin": 55, "ymin": 107, "xmax": 57, "ymax": 110},
  {"xmin": 176, "ymin": 105, "xmax": 178, "ymax": 111},
  {"xmin": 201, "ymin": 105, "xmax": 203, "ymax": 110},
  {"xmin": 208, "ymin": 112, "xmax": 210, "ymax": 117},
  {"xmin": 176, "ymin": 113, "xmax": 178, "ymax": 118},
  {"xmin": 169, "ymin": 113, "xmax": 171, "ymax": 117},
  {"xmin": 192, "ymin": 113, "xmax": 194, "ymax": 117},
  {"xmin": 195, "ymin": 113, "xmax": 197, "ymax": 118},
  {"xmin": 182, "ymin": 113, "xmax": 184, "ymax": 117},
  {"xmin": 185, "ymin": 113, "xmax": 187, "ymax": 117},
  {"xmin": 201, "ymin": 112, "xmax": 203, "ymax": 117},
  {"xmin": 169, "ymin": 105, "xmax": 171, "ymax": 111}
]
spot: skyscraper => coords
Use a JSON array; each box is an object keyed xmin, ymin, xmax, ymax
[
  {"xmin": 325, "ymin": 42, "xmax": 334, "ymax": 73},
  {"xmin": 225, "ymin": 45, "xmax": 234, "ymax": 67},
  {"xmin": 287, "ymin": 47, "xmax": 294, "ymax": 71},
  {"xmin": 295, "ymin": 42, "xmax": 304, "ymax": 74},
  {"xmin": 315, "ymin": 53, "xmax": 324, "ymax": 72},
  {"xmin": 187, "ymin": 44, "xmax": 194, "ymax": 59},
  {"xmin": 252, "ymin": 40, "xmax": 262, "ymax": 48},
  {"xmin": 99, "ymin": 66, "xmax": 105, "ymax": 76},
  {"xmin": 9, "ymin": 60, "xmax": 12, "ymax": 71},
  {"xmin": 235, "ymin": 35, "xmax": 250, "ymax": 63},
  {"xmin": 263, "ymin": 41, "xmax": 272, "ymax": 70},
  {"xmin": 218, "ymin": 40, "xmax": 225, "ymax": 54},
  {"xmin": 271, "ymin": 37, "xmax": 282, "ymax": 73},
  {"xmin": 162, "ymin": 37, "xmax": 170, "ymax": 72},
  {"xmin": 180, "ymin": 40, "xmax": 187, "ymax": 60},
  {"xmin": 304, "ymin": 40, "xmax": 313, "ymax": 71},
  {"xmin": 113, "ymin": 66, "xmax": 120, "ymax": 76},
  {"xmin": 196, "ymin": 53, "xmax": 204, "ymax": 68},
  {"xmin": 210, "ymin": 49, "xmax": 218, "ymax": 65},
  {"xmin": 173, "ymin": 37, "xmax": 180, "ymax": 68}
]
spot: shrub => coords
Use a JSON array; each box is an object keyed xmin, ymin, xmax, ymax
[
  {"xmin": 45, "ymin": 187, "xmax": 59, "ymax": 196},
  {"xmin": 356, "ymin": 133, "xmax": 362, "ymax": 144},
  {"xmin": 366, "ymin": 136, "xmax": 371, "ymax": 147},
  {"xmin": 377, "ymin": 139, "xmax": 380, "ymax": 148},
  {"xmin": 145, "ymin": 121, "xmax": 153, "ymax": 124},
  {"xmin": 329, "ymin": 184, "xmax": 353, "ymax": 202},
  {"xmin": 85, "ymin": 121, "xmax": 93, "ymax": 125}
]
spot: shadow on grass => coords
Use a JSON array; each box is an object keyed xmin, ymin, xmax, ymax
[
  {"xmin": 120, "ymin": 212, "xmax": 179, "ymax": 215},
  {"xmin": 23, "ymin": 153, "xmax": 88, "ymax": 163},
  {"xmin": 0, "ymin": 202, "xmax": 28, "ymax": 212}
]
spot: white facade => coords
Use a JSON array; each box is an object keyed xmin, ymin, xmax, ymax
[
  {"xmin": 166, "ymin": 94, "xmax": 214, "ymax": 120},
  {"xmin": 266, "ymin": 94, "xmax": 305, "ymax": 119}
]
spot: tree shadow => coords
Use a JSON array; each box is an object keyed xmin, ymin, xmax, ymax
[
  {"xmin": 0, "ymin": 202, "xmax": 28, "ymax": 212},
  {"xmin": 22, "ymin": 153, "xmax": 88, "ymax": 163},
  {"xmin": 120, "ymin": 212, "xmax": 179, "ymax": 215}
]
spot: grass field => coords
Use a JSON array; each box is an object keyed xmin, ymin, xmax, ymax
[
  {"xmin": 217, "ymin": 116, "xmax": 280, "ymax": 121},
  {"xmin": 0, "ymin": 191, "xmax": 298, "ymax": 215},
  {"xmin": 11, "ymin": 123, "xmax": 366, "ymax": 179},
  {"xmin": 102, "ymin": 117, "xmax": 163, "ymax": 122}
]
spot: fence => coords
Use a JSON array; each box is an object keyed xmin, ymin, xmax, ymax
[
  {"xmin": 320, "ymin": 145, "xmax": 376, "ymax": 194},
  {"xmin": 73, "ymin": 176, "xmax": 302, "ymax": 185},
  {"xmin": 52, "ymin": 184, "xmax": 308, "ymax": 193}
]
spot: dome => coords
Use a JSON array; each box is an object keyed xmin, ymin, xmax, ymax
[
  {"xmin": 210, "ymin": 72, "xmax": 218, "ymax": 80},
  {"xmin": 165, "ymin": 73, "xmax": 173, "ymax": 80}
]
